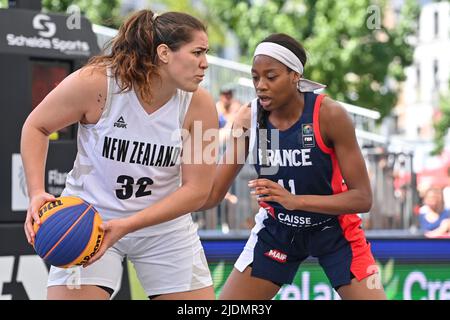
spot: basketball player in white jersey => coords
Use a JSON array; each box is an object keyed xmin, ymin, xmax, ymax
[{"xmin": 21, "ymin": 10, "xmax": 218, "ymax": 300}]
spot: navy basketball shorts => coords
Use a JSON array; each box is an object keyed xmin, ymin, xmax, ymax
[{"xmin": 235, "ymin": 211, "xmax": 378, "ymax": 289}]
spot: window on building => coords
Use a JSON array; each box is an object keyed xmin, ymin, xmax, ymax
[
  {"xmin": 434, "ymin": 11, "xmax": 439, "ymax": 38},
  {"xmin": 416, "ymin": 63, "xmax": 421, "ymax": 98},
  {"xmin": 433, "ymin": 59, "xmax": 439, "ymax": 91}
]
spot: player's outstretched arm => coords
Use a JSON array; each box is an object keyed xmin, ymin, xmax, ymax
[{"xmin": 200, "ymin": 103, "xmax": 251, "ymax": 210}]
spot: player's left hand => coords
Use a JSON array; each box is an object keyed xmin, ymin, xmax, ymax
[
  {"xmin": 82, "ymin": 218, "xmax": 129, "ymax": 268},
  {"xmin": 249, "ymin": 178, "xmax": 298, "ymax": 210}
]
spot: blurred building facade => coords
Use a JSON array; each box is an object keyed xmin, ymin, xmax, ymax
[
  {"xmin": 386, "ymin": 1, "xmax": 450, "ymax": 192},
  {"xmin": 396, "ymin": 1, "xmax": 450, "ymax": 140}
]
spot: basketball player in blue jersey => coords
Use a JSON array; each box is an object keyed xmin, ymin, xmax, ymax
[
  {"xmin": 201, "ymin": 33, "xmax": 387, "ymax": 299},
  {"xmin": 21, "ymin": 10, "xmax": 218, "ymax": 300}
]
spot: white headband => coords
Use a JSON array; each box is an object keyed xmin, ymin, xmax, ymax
[
  {"xmin": 254, "ymin": 42, "xmax": 326, "ymax": 92},
  {"xmin": 153, "ymin": 12, "xmax": 159, "ymax": 20}
]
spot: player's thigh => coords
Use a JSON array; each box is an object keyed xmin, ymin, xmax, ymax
[
  {"xmin": 153, "ymin": 285, "xmax": 215, "ymax": 300},
  {"xmin": 131, "ymin": 222, "xmax": 212, "ymax": 298},
  {"xmin": 46, "ymin": 246, "xmax": 124, "ymax": 300},
  {"xmin": 337, "ymin": 273, "xmax": 387, "ymax": 300},
  {"xmin": 219, "ymin": 267, "xmax": 280, "ymax": 300},
  {"xmin": 47, "ymin": 285, "xmax": 110, "ymax": 300}
]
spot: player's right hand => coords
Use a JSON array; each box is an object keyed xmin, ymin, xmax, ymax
[{"xmin": 24, "ymin": 191, "xmax": 56, "ymax": 245}]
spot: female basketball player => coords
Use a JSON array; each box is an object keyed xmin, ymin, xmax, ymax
[
  {"xmin": 201, "ymin": 33, "xmax": 387, "ymax": 300},
  {"xmin": 21, "ymin": 10, "xmax": 217, "ymax": 300}
]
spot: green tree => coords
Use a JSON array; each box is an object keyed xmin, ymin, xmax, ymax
[
  {"xmin": 149, "ymin": 0, "xmax": 226, "ymax": 55},
  {"xmin": 42, "ymin": 0, "xmax": 122, "ymax": 28},
  {"xmin": 0, "ymin": 0, "xmax": 121, "ymax": 26},
  {"xmin": 432, "ymin": 93, "xmax": 450, "ymax": 155},
  {"xmin": 203, "ymin": 0, "xmax": 419, "ymax": 117}
]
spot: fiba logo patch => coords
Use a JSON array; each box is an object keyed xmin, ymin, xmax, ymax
[
  {"xmin": 301, "ymin": 123, "xmax": 315, "ymax": 148},
  {"xmin": 302, "ymin": 124, "xmax": 313, "ymax": 135}
]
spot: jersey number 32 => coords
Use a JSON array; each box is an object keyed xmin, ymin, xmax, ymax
[{"xmin": 115, "ymin": 175, "xmax": 153, "ymax": 200}]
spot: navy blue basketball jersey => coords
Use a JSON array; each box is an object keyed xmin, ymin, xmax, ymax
[{"xmin": 251, "ymin": 93, "xmax": 348, "ymax": 228}]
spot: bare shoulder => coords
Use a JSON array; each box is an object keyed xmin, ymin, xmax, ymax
[
  {"xmin": 190, "ymin": 86, "xmax": 215, "ymax": 111},
  {"xmin": 72, "ymin": 65, "xmax": 107, "ymax": 93},
  {"xmin": 54, "ymin": 65, "xmax": 107, "ymax": 103},
  {"xmin": 185, "ymin": 87, "xmax": 217, "ymax": 128},
  {"xmin": 320, "ymin": 96, "xmax": 353, "ymax": 126},
  {"xmin": 320, "ymin": 96, "xmax": 356, "ymax": 144},
  {"xmin": 233, "ymin": 102, "xmax": 251, "ymax": 130},
  {"xmin": 53, "ymin": 65, "xmax": 107, "ymax": 123}
]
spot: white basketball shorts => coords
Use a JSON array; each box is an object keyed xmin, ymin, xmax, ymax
[{"xmin": 47, "ymin": 219, "xmax": 213, "ymax": 298}]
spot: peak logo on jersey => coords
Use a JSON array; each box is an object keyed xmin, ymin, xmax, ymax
[
  {"xmin": 264, "ymin": 249, "xmax": 287, "ymax": 263},
  {"xmin": 114, "ymin": 116, "xmax": 127, "ymax": 129}
]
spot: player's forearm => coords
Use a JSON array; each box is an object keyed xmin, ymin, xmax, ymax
[
  {"xmin": 292, "ymin": 189, "xmax": 372, "ymax": 215},
  {"xmin": 199, "ymin": 185, "xmax": 225, "ymax": 211},
  {"xmin": 199, "ymin": 163, "xmax": 244, "ymax": 210},
  {"xmin": 20, "ymin": 123, "xmax": 50, "ymax": 197},
  {"xmin": 200, "ymin": 134, "xmax": 248, "ymax": 210},
  {"xmin": 125, "ymin": 184, "xmax": 210, "ymax": 232}
]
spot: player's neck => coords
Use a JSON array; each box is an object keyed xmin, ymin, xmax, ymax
[
  {"xmin": 270, "ymin": 91, "xmax": 304, "ymax": 123},
  {"xmin": 136, "ymin": 73, "xmax": 177, "ymax": 112}
]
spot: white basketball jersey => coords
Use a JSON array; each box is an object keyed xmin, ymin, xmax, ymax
[{"xmin": 62, "ymin": 69, "xmax": 193, "ymax": 236}]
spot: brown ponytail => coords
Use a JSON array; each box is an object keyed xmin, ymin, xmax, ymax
[
  {"xmin": 87, "ymin": 10, "xmax": 206, "ymax": 105},
  {"xmin": 257, "ymin": 102, "xmax": 269, "ymax": 129}
]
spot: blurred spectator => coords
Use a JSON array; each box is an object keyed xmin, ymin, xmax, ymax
[
  {"xmin": 443, "ymin": 167, "xmax": 450, "ymax": 210},
  {"xmin": 216, "ymin": 84, "xmax": 241, "ymax": 131},
  {"xmin": 419, "ymin": 187, "xmax": 450, "ymax": 238}
]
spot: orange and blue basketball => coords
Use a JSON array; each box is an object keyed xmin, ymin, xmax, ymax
[{"xmin": 33, "ymin": 196, "xmax": 104, "ymax": 268}]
